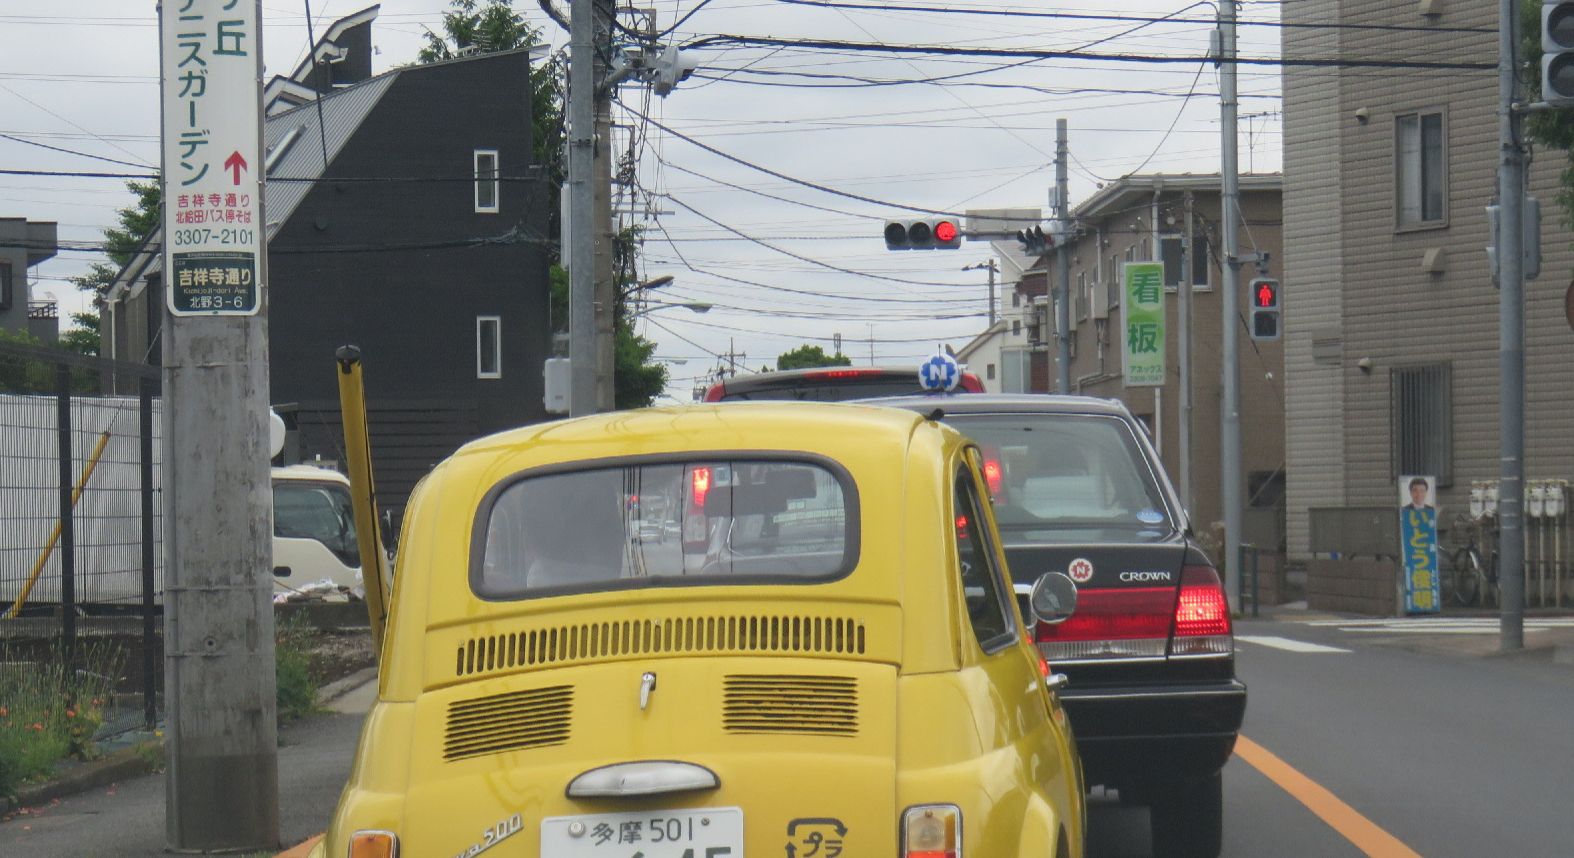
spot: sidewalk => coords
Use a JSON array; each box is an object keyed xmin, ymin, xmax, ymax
[
  {"xmin": 1253, "ymin": 601, "xmax": 1574, "ymax": 665},
  {"xmin": 0, "ymin": 668, "xmax": 376, "ymax": 858}
]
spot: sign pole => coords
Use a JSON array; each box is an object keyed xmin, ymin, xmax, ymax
[{"xmin": 158, "ymin": 1, "xmax": 279, "ymax": 849}]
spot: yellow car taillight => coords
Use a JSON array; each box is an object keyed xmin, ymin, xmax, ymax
[
  {"xmin": 349, "ymin": 830, "xmax": 398, "ymax": 858},
  {"xmin": 901, "ymin": 804, "xmax": 961, "ymax": 858}
]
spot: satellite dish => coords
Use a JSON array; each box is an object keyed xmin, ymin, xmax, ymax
[{"xmin": 268, "ymin": 409, "xmax": 286, "ymax": 459}]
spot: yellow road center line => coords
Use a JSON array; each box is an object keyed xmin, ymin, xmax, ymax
[
  {"xmin": 276, "ymin": 833, "xmax": 323, "ymax": 858},
  {"xmin": 1235, "ymin": 735, "xmax": 1423, "ymax": 858}
]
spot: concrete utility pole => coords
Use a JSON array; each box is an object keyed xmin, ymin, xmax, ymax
[
  {"xmin": 157, "ymin": 1, "xmax": 278, "ymax": 849},
  {"xmin": 1180, "ymin": 191, "xmax": 1195, "ymax": 514},
  {"xmin": 1497, "ymin": 0, "xmax": 1526, "ymax": 650},
  {"xmin": 1054, "ymin": 118, "xmax": 1072, "ymax": 394},
  {"xmin": 593, "ymin": 0, "xmax": 617, "ymax": 411},
  {"xmin": 1218, "ymin": 0, "xmax": 1244, "ymax": 610},
  {"xmin": 568, "ymin": 0, "xmax": 597, "ymax": 415}
]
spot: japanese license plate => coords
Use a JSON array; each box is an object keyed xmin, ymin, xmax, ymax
[{"xmin": 540, "ymin": 807, "xmax": 743, "ymax": 858}]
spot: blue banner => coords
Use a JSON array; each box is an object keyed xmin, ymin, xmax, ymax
[{"xmin": 1401, "ymin": 506, "xmax": 1441, "ymax": 614}]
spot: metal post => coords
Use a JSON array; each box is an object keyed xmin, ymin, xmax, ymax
[
  {"xmin": 568, "ymin": 0, "xmax": 597, "ymax": 416},
  {"xmin": 1251, "ymin": 545, "xmax": 1261, "ymax": 618},
  {"xmin": 1218, "ymin": 1, "xmax": 1244, "ymax": 612},
  {"xmin": 140, "ymin": 376, "xmax": 156, "ymax": 730},
  {"xmin": 987, "ymin": 261, "xmax": 997, "ymax": 328},
  {"xmin": 56, "ymin": 363, "xmax": 75, "ymax": 663},
  {"xmin": 1497, "ymin": 0, "xmax": 1525, "ymax": 650},
  {"xmin": 1055, "ymin": 118, "xmax": 1072, "ymax": 394},
  {"xmin": 1179, "ymin": 191, "xmax": 1195, "ymax": 514}
]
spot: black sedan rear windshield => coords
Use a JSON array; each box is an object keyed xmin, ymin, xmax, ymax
[
  {"xmin": 943, "ymin": 413, "xmax": 1174, "ymax": 544},
  {"xmin": 473, "ymin": 459, "xmax": 856, "ymax": 599}
]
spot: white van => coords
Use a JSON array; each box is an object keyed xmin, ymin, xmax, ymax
[{"xmin": 271, "ymin": 464, "xmax": 362, "ymax": 600}]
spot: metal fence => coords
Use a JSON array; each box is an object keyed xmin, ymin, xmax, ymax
[{"xmin": 0, "ymin": 339, "xmax": 162, "ymax": 727}]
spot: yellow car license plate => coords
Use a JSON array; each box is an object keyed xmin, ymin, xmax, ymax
[{"xmin": 540, "ymin": 807, "xmax": 743, "ymax": 858}]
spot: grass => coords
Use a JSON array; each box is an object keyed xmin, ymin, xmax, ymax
[
  {"xmin": 275, "ymin": 614, "xmax": 320, "ymax": 725},
  {"xmin": 0, "ymin": 641, "xmax": 124, "ymax": 797}
]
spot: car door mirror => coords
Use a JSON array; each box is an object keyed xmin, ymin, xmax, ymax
[{"xmin": 1030, "ymin": 572, "xmax": 1077, "ymax": 625}]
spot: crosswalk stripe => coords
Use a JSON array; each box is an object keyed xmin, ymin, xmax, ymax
[{"xmin": 1236, "ymin": 635, "xmax": 1352, "ymax": 653}]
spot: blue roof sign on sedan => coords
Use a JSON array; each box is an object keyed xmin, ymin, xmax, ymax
[{"xmin": 918, "ymin": 352, "xmax": 961, "ymax": 392}]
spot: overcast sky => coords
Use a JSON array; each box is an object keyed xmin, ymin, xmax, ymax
[{"xmin": 3, "ymin": 1, "xmax": 1283, "ymax": 402}]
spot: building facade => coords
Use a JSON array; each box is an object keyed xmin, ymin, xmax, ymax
[
  {"xmin": 1281, "ymin": 1, "xmax": 1574, "ymax": 561},
  {"xmin": 0, "ymin": 218, "xmax": 58, "ymax": 343},
  {"xmin": 1016, "ymin": 174, "xmax": 1286, "ymax": 545}
]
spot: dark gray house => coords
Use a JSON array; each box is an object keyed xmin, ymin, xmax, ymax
[{"xmin": 103, "ymin": 7, "xmax": 554, "ymax": 513}]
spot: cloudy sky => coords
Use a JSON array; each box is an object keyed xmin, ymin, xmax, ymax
[{"xmin": 2, "ymin": 1, "xmax": 1282, "ymax": 402}]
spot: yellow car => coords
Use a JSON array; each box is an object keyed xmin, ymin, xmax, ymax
[{"xmin": 313, "ymin": 403, "xmax": 1085, "ymax": 858}]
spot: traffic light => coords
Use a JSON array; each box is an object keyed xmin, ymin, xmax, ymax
[
  {"xmin": 1016, "ymin": 225, "xmax": 1048, "ymax": 254},
  {"xmin": 1546, "ymin": 1, "xmax": 1574, "ymax": 106},
  {"xmin": 1249, "ymin": 278, "xmax": 1281, "ymax": 341},
  {"xmin": 885, "ymin": 219, "xmax": 962, "ymax": 250}
]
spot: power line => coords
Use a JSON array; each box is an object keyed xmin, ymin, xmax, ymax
[
  {"xmin": 682, "ymin": 34, "xmax": 1498, "ymax": 70},
  {"xmin": 0, "ymin": 133, "xmax": 156, "ymax": 170},
  {"xmin": 770, "ymin": 0, "xmax": 1497, "ymax": 35}
]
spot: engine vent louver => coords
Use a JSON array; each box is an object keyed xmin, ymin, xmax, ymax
[
  {"xmin": 455, "ymin": 614, "xmax": 867, "ymax": 678},
  {"xmin": 443, "ymin": 685, "xmax": 572, "ymax": 761},
  {"xmin": 723, "ymin": 674, "xmax": 858, "ymax": 737}
]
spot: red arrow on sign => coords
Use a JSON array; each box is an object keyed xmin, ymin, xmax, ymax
[{"xmin": 224, "ymin": 151, "xmax": 248, "ymax": 185}]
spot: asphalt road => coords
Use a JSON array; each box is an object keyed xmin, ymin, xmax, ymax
[{"xmin": 1089, "ymin": 616, "xmax": 1574, "ymax": 857}]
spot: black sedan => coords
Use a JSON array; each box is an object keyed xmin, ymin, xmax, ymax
[{"xmin": 864, "ymin": 393, "xmax": 1246, "ymax": 858}]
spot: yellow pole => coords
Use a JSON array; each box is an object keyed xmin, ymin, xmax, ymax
[
  {"xmin": 334, "ymin": 346, "xmax": 390, "ymax": 656},
  {"xmin": 7, "ymin": 429, "xmax": 113, "ymax": 618}
]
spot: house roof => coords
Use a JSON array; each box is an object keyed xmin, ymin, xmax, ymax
[{"xmin": 1073, "ymin": 172, "xmax": 1282, "ymax": 221}]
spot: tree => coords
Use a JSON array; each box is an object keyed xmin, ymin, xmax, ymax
[
  {"xmin": 62, "ymin": 178, "xmax": 162, "ymax": 356},
  {"xmin": 548, "ymin": 262, "xmax": 670, "ymax": 409},
  {"xmin": 776, "ymin": 345, "xmax": 852, "ymax": 371}
]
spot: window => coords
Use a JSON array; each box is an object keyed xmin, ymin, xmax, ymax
[
  {"xmin": 476, "ymin": 315, "xmax": 502, "ymax": 378},
  {"xmin": 1011, "ymin": 291, "xmax": 1021, "ymax": 308},
  {"xmin": 273, "ymin": 480, "xmax": 359, "ymax": 566},
  {"xmin": 1012, "ymin": 319, "xmax": 1021, "ymax": 336},
  {"xmin": 942, "ymin": 413, "xmax": 1172, "ymax": 546},
  {"xmin": 1391, "ymin": 364, "xmax": 1452, "ymax": 486},
  {"xmin": 1396, "ymin": 111, "xmax": 1445, "ymax": 227},
  {"xmin": 986, "ymin": 363, "xmax": 996, "ymax": 381},
  {"xmin": 473, "ymin": 459, "xmax": 855, "ymax": 598},
  {"xmin": 1000, "ymin": 347, "xmax": 1031, "ymax": 393},
  {"xmin": 954, "ymin": 462, "xmax": 1014, "ymax": 651},
  {"xmin": 0, "ymin": 261, "xmax": 11, "ymax": 311},
  {"xmin": 474, "ymin": 149, "xmax": 499, "ymax": 213}
]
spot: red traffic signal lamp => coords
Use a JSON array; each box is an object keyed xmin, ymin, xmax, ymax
[
  {"xmin": 1249, "ymin": 277, "xmax": 1281, "ymax": 341},
  {"xmin": 885, "ymin": 219, "xmax": 962, "ymax": 250}
]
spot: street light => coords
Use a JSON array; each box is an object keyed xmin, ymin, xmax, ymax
[
  {"xmin": 629, "ymin": 301, "xmax": 712, "ymax": 319},
  {"xmin": 621, "ymin": 274, "xmax": 676, "ymax": 300},
  {"xmin": 962, "ymin": 259, "xmax": 999, "ymax": 327}
]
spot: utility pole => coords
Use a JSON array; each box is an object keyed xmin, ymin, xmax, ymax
[
  {"xmin": 157, "ymin": 1, "xmax": 278, "ymax": 850},
  {"xmin": 593, "ymin": 0, "xmax": 617, "ymax": 411},
  {"xmin": 1054, "ymin": 118, "xmax": 1072, "ymax": 394},
  {"xmin": 1497, "ymin": 0, "xmax": 1526, "ymax": 650},
  {"xmin": 1218, "ymin": 0, "xmax": 1244, "ymax": 611},
  {"xmin": 1180, "ymin": 191, "xmax": 1195, "ymax": 514},
  {"xmin": 568, "ymin": 0, "xmax": 597, "ymax": 415}
]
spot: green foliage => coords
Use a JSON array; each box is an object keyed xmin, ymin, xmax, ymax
[
  {"xmin": 1521, "ymin": 0, "xmax": 1574, "ymax": 225},
  {"xmin": 275, "ymin": 615, "xmax": 319, "ymax": 725},
  {"xmin": 58, "ymin": 312, "xmax": 100, "ymax": 357},
  {"xmin": 615, "ymin": 323, "xmax": 669, "ymax": 409},
  {"xmin": 70, "ymin": 180, "xmax": 161, "ymax": 298},
  {"xmin": 0, "ymin": 328, "xmax": 53, "ymax": 392},
  {"xmin": 776, "ymin": 344, "xmax": 853, "ymax": 371},
  {"xmin": 0, "ymin": 643, "xmax": 124, "ymax": 797}
]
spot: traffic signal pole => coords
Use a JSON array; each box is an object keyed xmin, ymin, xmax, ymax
[
  {"xmin": 1497, "ymin": 0, "xmax": 1526, "ymax": 650},
  {"xmin": 1055, "ymin": 119, "xmax": 1072, "ymax": 394},
  {"xmin": 1218, "ymin": 1, "xmax": 1244, "ymax": 612}
]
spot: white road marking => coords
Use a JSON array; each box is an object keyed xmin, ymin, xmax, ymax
[
  {"xmin": 1299, "ymin": 617, "xmax": 1574, "ymax": 634},
  {"xmin": 1236, "ymin": 635, "xmax": 1352, "ymax": 653}
]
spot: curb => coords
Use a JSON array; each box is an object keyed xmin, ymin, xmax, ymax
[
  {"xmin": 0, "ymin": 739, "xmax": 164, "ymax": 817},
  {"xmin": 318, "ymin": 666, "xmax": 377, "ymax": 705}
]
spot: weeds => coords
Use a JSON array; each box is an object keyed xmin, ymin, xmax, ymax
[
  {"xmin": 275, "ymin": 614, "xmax": 319, "ymax": 725},
  {"xmin": 0, "ymin": 641, "xmax": 124, "ymax": 797}
]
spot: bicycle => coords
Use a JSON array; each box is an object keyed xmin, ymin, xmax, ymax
[{"xmin": 1447, "ymin": 515, "xmax": 1498, "ymax": 608}]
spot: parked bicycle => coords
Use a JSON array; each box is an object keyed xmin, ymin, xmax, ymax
[{"xmin": 1447, "ymin": 513, "xmax": 1498, "ymax": 608}]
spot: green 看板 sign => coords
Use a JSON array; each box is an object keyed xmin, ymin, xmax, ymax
[{"xmin": 1122, "ymin": 262, "xmax": 1166, "ymax": 387}]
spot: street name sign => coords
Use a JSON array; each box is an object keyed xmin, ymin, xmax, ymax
[{"xmin": 160, "ymin": 0, "xmax": 264, "ymax": 316}]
